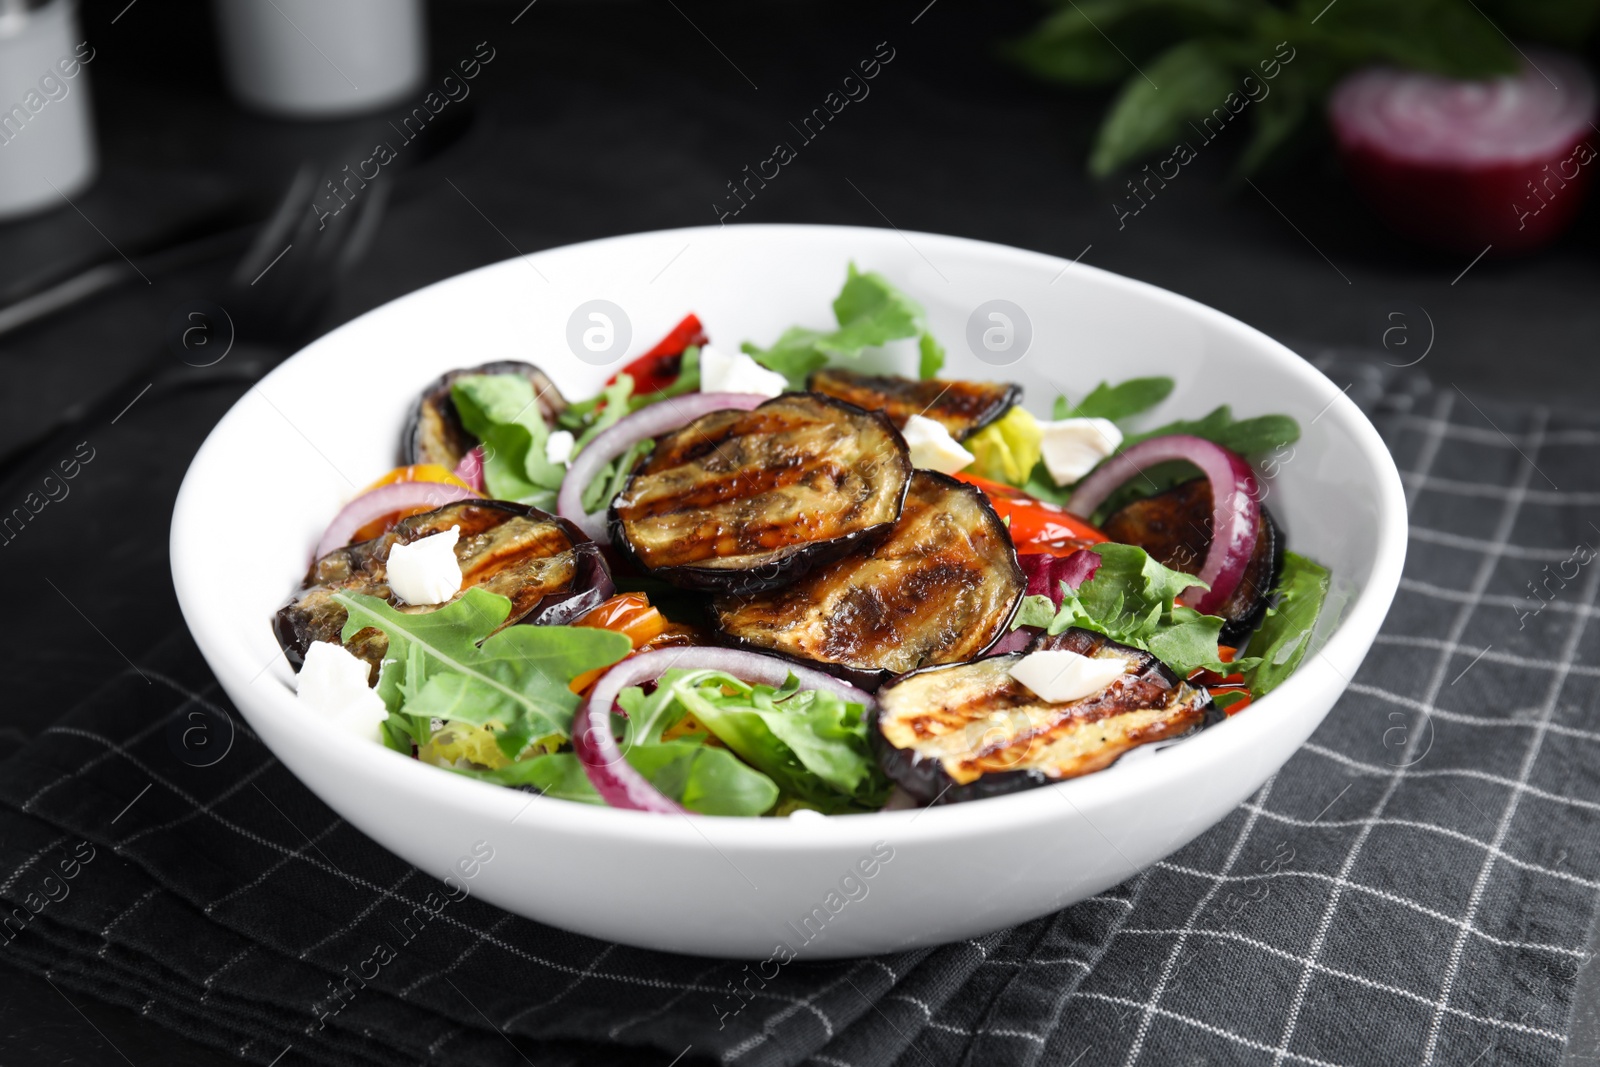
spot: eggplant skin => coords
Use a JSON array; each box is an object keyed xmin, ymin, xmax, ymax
[
  {"xmin": 608, "ymin": 393, "xmax": 912, "ymax": 595},
  {"xmin": 273, "ymin": 500, "xmax": 607, "ymax": 675},
  {"xmin": 713, "ymin": 471, "xmax": 1025, "ymax": 689},
  {"xmin": 402, "ymin": 361, "xmax": 568, "ymax": 469},
  {"xmin": 806, "ymin": 367, "xmax": 1020, "ymax": 441},
  {"xmin": 873, "ymin": 627, "xmax": 1217, "ymax": 804},
  {"xmin": 1100, "ymin": 478, "xmax": 1284, "ymax": 643}
]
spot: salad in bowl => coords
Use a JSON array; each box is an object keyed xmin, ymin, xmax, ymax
[{"xmin": 272, "ymin": 265, "xmax": 1331, "ymax": 819}]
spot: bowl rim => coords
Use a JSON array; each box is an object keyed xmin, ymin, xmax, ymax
[{"xmin": 172, "ymin": 222, "xmax": 1408, "ymax": 852}]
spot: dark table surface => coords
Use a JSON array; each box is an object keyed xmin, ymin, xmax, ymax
[{"xmin": 2, "ymin": 0, "xmax": 1598, "ymax": 1063}]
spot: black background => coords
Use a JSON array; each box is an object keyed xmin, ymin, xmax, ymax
[{"xmin": 1, "ymin": 0, "xmax": 1598, "ymax": 1062}]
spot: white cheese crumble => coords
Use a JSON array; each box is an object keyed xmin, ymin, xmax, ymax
[
  {"xmin": 545, "ymin": 429, "xmax": 576, "ymax": 466},
  {"xmin": 1008, "ymin": 648, "xmax": 1126, "ymax": 704},
  {"xmin": 386, "ymin": 525, "xmax": 462, "ymax": 606},
  {"xmin": 699, "ymin": 344, "xmax": 788, "ymax": 398},
  {"xmin": 1038, "ymin": 417, "xmax": 1123, "ymax": 485},
  {"xmin": 901, "ymin": 414, "xmax": 974, "ymax": 475},
  {"xmin": 296, "ymin": 641, "xmax": 389, "ymax": 742}
]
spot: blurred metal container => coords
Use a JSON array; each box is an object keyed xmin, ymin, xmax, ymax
[
  {"xmin": 213, "ymin": 0, "xmax": 427, "ymax": 119},
  {"xmin": 0, "ymin": 0, "xmax": 97, "ymax": 220}
]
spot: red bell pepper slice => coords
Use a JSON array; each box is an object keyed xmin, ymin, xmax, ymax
[{"xmin": 609, "ymin": 312, "xmax": 708, "ymax": 393}]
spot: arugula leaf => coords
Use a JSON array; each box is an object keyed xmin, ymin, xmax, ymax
[
  {"xmin": 580, "ymin": 438, "xmax": 651, "ymax": 515},
  {"xmin": 334, "ymin": 588, "xmax": 631, "ymax": 757},
  {"xmin": 464, "ymin": 745, "xmax": 779, "ymax": 816},
  {"xmin": 1056, "ymin": 376, "xmax": 1174, "ymax": 422},
  {"xmin": 1243, "ymin": 551, "xmax": 1331, "ymax": 696},
  {"xmin": 1014, "ymin": 543, "xmax": 1253, "ymax": 678},
  {"xmin": 573, "ymin": 373, "xmax": 634, "ymax": 450},
  {"xmin": 742, "ymin": 264, "xmax": 945, "ymax": 387},
  {"xmin": 450, "ymin": 375, "xmax": 567, "ymax": 506},
  {"xmin": 1120, "ymin": 404, "xmax": 1300, "ymax": 455},
  {"xmin": 620, "ymin": 668, "xmax": 890, "ymax": 813},
  {"xmin": 1089, "ymin": 40, "xmax": 1237, "ymax": 177}
]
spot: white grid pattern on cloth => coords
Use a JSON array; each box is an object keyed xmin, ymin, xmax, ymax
[
  {"xmin": 1419, "ymin": 560, "xmax": 1600, "ymax": 1064},
  {"xmin": 1265, "ymin": 408, "xmax": 1549, "ymax": 1067}
]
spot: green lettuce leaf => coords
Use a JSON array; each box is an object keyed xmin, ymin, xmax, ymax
[
  {"xmin": 1014, "ymin": 543, "xmax": 1254, "ymax": 678},
  {"xmin": 465, "ymin": 745, "xmax": 779, "ymax": 817},
  {"xmin": 450, "ymin": 374, "xmax": 568, "ymax": 506},
  {"xmin": 1243, "ymin": 551, "xmax": 1331, "ymax": 696},
  {"xmin": 742, "ymin": 264, "xmax": 945, "ymax": 386},
  {"xmin": 619, "ymin": 668, "xmax": 890, "ymax": 813},
  {"xmin": 334, "ymin": 588, "xmax": 631, "ymax": 757}
]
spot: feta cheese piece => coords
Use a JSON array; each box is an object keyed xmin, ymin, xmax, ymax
[
  {"xmin": 296, "ymin": 641, "xmax": 389, "ymax": 742},
  {"xmin": 901, "ymin": 413, "xmax": 975, "ymax": 475},
  {"xmin": 386, "ymin": 525, "xmax": 462, "ymax": 606},
  {"xmin": 788, "ymin": 807, "xmax": 826, "ymax": 821},
  {"xmin": 545, "ymin": 429, "xmax": 576, "ymax": 466},
  {"xmin": 699, "ymin": 344, "xmax": 787, "ymax": 398},
  {"xmin": 1038, "ymin": 417, "xmax": 1123, "ymax": 485},
  {"xmin": 1008, "ymin": 648, "xmax": 1126, "ymax": 704}
]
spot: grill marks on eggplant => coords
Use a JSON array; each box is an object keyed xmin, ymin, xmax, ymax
[
  {"xmin": 713, "ymin": 471, "xmax": 1025, "ymax": 686},
  {"xmin": 274, "ymin": 500, "xmax": 599, "ymax": 674},
  {"xmin": 1101, "ymin": 477, "xmax": 1283, "ymax": 642},
  {"xmin": 609, "ymin": 393, "xmax": 911, "ymax": 593},
  {"xmin": 874, "ymin": 628, "xmax": 1215, "ymax": 803},
  {"xmin": 403, "ymin": 361, "xmax": 567, "ymax": 469},
  {"xmin": 806, "ymin": 367, "xmax": 1020, "ymax": 441}
]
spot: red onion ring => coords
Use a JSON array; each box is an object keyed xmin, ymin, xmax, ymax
[
  {"xmin": 556, "ymin": 392, "xmax": 769, "ymax": 543},
  {"xmin": 1065, "ymin": 435, "xmax": 1259, "ymax": 616},
  {"xmin": 453, "ymin": 447, "xmax": 485, "ymax": 492},
  {"xmin": 313, "ymin": 481, "xmax": 477, "ymax": 560},
  {"xmin": 573, "ymin": 645, "xmax": 877, "ymax": 813}
]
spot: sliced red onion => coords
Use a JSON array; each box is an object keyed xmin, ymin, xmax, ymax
[
  {"xmin": 573, "ymin": 645, "xmax": 877, "ymax": 813},
  {"xmin": 556, "ymin": 392, "xmax": 768, "ymax": 543},
  {"xmin": 313, "ymin": 481, "xmax": 476, "ymax": 560},
  {"xmin": 1066, "ymin": 435, "xmax": 1259, "ymax": 616},
  {"xmin": 453, "ymin": 447, "xmax": 485, "ymax": 492}
]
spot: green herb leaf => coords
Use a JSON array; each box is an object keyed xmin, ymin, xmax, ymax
[
  {"xmin": 1243, "ymin": 551, "xmax": 1330, "ymax": 696},
  {"xmin": 450, "ymin": 375, "xmax": 567, "ymax": 506},
  {"xmin": 743, "ymin": 264, "xmax": 944, "ymax": 389},
  {"xmin": 1015, "ymin": 543, "xmax": 1251, "ymax": 678},
  {"xmin": 620, "ymin": 668, "xmax": 890, "ymax": 813},
  {"xmin": 1089, "ymin": 40, "xmax": 1237, "ymax": 177},
  {"xmin": 1058, "ymin": 376, "xmax": 1175, "ymax": 422},
  {"xmin": 1121, "ymin": 404, "xmax": 1300, "ymax": 455},
  {"xmin": 334, "ymin": 588, "xmax": 631, "ymax": 756},
  {"xmin": 573, "ymin": 373, "xmax": 634, "ymax": 451},
  {"xmin": 462, "ymin": 745, "xmax": 780, "ymax": 816}
]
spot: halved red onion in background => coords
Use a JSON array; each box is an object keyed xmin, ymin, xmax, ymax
[
  {"xmin": 574, "ymin": 645, "xmax": 877, "ymax": 813},
  {"xmin": 1067, "ymin": 435, "xmax": 1259, "ymax": 617},
  {"xmin": 1329, "ymin": 51, "xmax": 1597, "ymax": 253},
  {"xmin": 556, "ymin": 392, "xmax": 769, "ymax": 543},
  {"xmin": 312, "ymin": 481, "xmax": 477, "ymax": 560}
]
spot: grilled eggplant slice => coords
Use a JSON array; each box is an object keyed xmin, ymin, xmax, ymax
[
  {"xmin": 874, "ymin": 628, "xmax": 1216, "ymax": 804},
  {"xmin": 403, "ymin": 361, "xmax": 567, "ymax": 469},
  {"xmin": 274, "ymin": 500, "xmax": 609, "ymax": 674},
  {"xmin": 1101, "ymin": 478, "xmax": 1283, "ymax": 643},
  {"xmin": 806, "ymin": 367, "xmax": 1020, "ymax": 441},
  {"xmin": 713, "ymin": 471, "xmax": 1025, "ymax": 688},
  {"xmin": 608, "ymin": 393, "xmax": 912, "ymax": 594}
]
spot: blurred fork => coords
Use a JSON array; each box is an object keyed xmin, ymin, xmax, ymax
[{"xmin": 0, "ymin": 161, "xmax": 390, "ymax": 477}]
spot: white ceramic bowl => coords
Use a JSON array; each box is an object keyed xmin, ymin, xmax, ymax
[{"xmin": 172, "ymin": 224, "xmax": 1406, "ymax": 959}]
